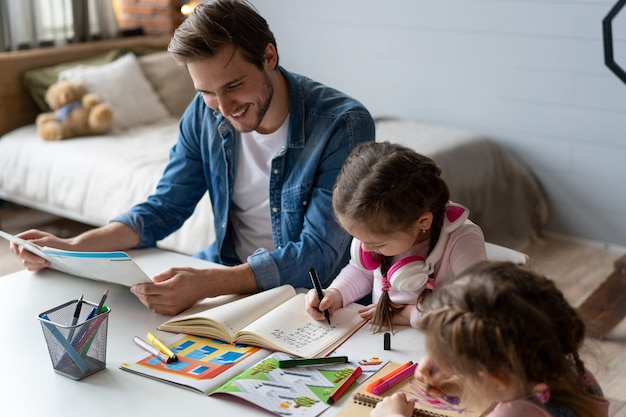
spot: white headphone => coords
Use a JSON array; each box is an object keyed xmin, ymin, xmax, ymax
[{"xmin": 350, "ymin": 202, "xmax": 469, "ymax": 292}]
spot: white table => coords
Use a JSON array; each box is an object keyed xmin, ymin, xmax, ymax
[{"xmin": 1, "ymin": 248, "xmax": 426, "ymax": 416}]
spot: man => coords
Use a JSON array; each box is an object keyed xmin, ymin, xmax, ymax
[{"xmin": 10, "ymin": 0, "xmax": 375, "ymax": 314}]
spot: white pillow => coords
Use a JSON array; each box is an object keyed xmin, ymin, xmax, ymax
[{"xmin": 58, "ymin": 53, "xmax": 171, "ymax": 132}]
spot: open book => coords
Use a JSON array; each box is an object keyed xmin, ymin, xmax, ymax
[
  {"xmin": 336, "ymin": 362, "xmax": 490, "ymax": 417},
  {"xmin": 157, "ymin": 284, "xmax": 367, "ymax": 357},
  {"xmin": 120, "ymin": 334, "xmax": 388, "ymax": 417},
  {"xmin": 0, "ymin": 229, "xmax": 151, "ymax": 286}
]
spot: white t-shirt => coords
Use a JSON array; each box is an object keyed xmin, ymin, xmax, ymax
[{"xmin": 230, "ymin": 117, "xmax": 289, "ymax": 262}]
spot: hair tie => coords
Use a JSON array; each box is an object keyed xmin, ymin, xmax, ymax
[
  {"xmin": 381, "ymin": 276, "xmax": 391, "ymax": 291},
  {"xmin": 533, "ymin": 383, "xmax": 550, "ymax": 404},
  {"xmin": 425, "ymin": 277, "xmax": 436, "ymax": 290}
]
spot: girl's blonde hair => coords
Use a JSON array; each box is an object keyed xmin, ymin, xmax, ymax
[
  {"xmin": 332, "ymin": 141, "xmax": 450, "ymax": 332},
  {"xmin": 419, "ymin": 261, "xmax": 600, "ymax": 417}
]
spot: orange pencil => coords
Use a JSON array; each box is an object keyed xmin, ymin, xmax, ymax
[{"xmin": 366, "ymin": 361, "xmax": 414, "ymax": 393}]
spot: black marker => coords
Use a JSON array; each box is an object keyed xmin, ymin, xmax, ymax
[
  {"xmin": 384, "ymin": 332, "xmax": 391, "ymax": 350},
  {"xmin": 309, "ymin": 268, "xmax": 331, "ymax": 325}
]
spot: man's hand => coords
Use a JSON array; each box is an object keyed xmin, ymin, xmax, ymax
[
  {"xmin": 10, "ymin": 229, "xmax": 62, "ymax": 271},
  {"xmin": 131, "ymin": 264, "xmax": 257, "ymax": 315},
  {"xmin": 11, "ymin": 222, "xmax": 141, "ymax": 271}
]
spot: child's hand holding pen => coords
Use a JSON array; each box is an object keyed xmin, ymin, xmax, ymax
[
  {"xmin": 415, "ymin": 355, "xmax": 462, "ymax": 394},
  {"xmin": 304, "ymin": 287, "xmax": 343, "ymax": 322},
  {"xmin": 415, "ymin": 355, "xmax": 449, "ymax": 388}
]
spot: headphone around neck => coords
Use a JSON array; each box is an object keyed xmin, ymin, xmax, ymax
[{"xmin": 350, "ymin": 202, "xmax": 469, "ymax": 292}]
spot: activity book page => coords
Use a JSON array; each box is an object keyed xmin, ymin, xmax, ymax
[
  {"xmin": 120, "ymin": 334, "xmax": 273, "ymax": 394},
  {"xmin": 210, "ymin": 350, "xmax": 388, "ymax": 417},
  {"xmin": 120, "ymin": 333, "xmax": 388, "ymax": 417}
]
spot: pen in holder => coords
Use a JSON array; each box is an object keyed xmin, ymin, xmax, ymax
[{"xmin": 37, "ymin": 298, "xmax": 111, "ymax": 380}]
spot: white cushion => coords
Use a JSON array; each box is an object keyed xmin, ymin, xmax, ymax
[
  {"xmin": 58, "ymin": 53, "xmax": 170, "ymax": 132},
  {"xmin": 485, "ymin": 242, "xmax": 528, "ymax": 264}
]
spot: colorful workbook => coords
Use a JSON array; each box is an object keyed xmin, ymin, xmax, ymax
[
  {"xmin": 120, "ymin": 334, "xmax": 273, "ymax": 394},
  {"xmin": 0, "ymin": 229, "xmax": 151, "ymax": 286},
  {"xmin": 336, "ymin": 362, "xmax": 490, "ymax": 417},
  {"xmin": 157, "ymin": 284, "xmax": 367, "ymax": 357},
  {"xmin": 120, "ymin": 333, "xmax": 388, "ymax": 417}
]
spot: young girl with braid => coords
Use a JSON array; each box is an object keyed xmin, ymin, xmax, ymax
[
  {"xmin": 305, "ymin": 141, "xmax": 486, "ymax": 332},
  {"xmin": 372, "ymin": 261, "xmax": 609, "ymax": 417}
]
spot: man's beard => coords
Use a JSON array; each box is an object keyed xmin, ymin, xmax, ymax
[{"xmin": 234, "ymin": 71, "xmax": 273, "ymax": 133}]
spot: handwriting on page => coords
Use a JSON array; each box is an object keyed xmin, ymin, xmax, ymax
[{"xmin": 270, "ymin": 323, "xmax": 335, "ymax": 348}]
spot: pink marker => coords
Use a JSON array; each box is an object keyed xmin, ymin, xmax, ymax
[{"xmin": 371, "ymin": 362, "xmax": 418, "ymax": 395}]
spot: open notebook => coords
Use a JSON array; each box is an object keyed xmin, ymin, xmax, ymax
[{"xmin": 157, "ymin": 284, "xmax": 367, "ymax": 357}]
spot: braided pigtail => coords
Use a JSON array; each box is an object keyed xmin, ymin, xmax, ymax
[{"xmin": 370, "ymin": 256, "xmax": 405, "ymax": 333}]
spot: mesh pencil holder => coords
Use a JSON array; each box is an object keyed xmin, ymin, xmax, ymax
[{"xmin": 37, "ymin": 299, "xmax": 110, "ymax": 380}]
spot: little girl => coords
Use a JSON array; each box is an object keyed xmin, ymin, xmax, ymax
[
  {"xmin": 372, "ymin": 261, "xmax": 609, "ymax": 417},
  {"xmin": 305, "ymin": 141, "xmax": 486, "ymax": 331}
]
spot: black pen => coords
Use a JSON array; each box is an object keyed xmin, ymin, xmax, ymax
[
  {"xmin": 309, "ymin": 267, "xmax": 331, "ymax": 325},
  {"xmin": 67, "ymin": 294, "xmax": 83, "ymax": 341}
]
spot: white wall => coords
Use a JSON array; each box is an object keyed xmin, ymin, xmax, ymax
[{"xmin": 253, "ymin": 0, "xmax": 626, "ymax": 247}]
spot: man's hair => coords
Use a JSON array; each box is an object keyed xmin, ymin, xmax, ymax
[{"xmin": 168, "ymin": 0, "xmax": 278, "ymax": 69}]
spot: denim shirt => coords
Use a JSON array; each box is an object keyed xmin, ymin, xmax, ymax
[{"xmin": 111, "ymin": 67, "xmax": 375, "ymax": 291}]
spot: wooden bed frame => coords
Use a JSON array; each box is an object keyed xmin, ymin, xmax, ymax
[{"xmin": 0, "ymin": 36, "xmax": 170, "ymax": 137}]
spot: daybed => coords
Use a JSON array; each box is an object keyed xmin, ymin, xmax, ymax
[{"xmin": 0, "ymin": 36, "xmax": 547, "ymax": 255}]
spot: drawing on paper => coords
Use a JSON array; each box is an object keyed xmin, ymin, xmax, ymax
[{"xmin": 403, "ymin": 378, "xmax": 474, "ymax": 414}]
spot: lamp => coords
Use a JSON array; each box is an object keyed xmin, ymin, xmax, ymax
[{"xmin": 181, "ymin": 1, "xmax": 201, "ymax": 17}]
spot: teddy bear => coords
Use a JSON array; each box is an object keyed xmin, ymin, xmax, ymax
[{"xmin": 36, "ymin": 80, "xmax": 113, "ymax": 141}]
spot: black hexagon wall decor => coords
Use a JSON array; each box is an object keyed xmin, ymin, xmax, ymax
[{"xmin": 604, "ymin": 0, "xmax": 626, "ymax": 85}]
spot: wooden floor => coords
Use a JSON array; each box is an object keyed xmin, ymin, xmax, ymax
[{"xmin": 1, "ymin": 202, "xmax": 625, "ymax": 415}]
